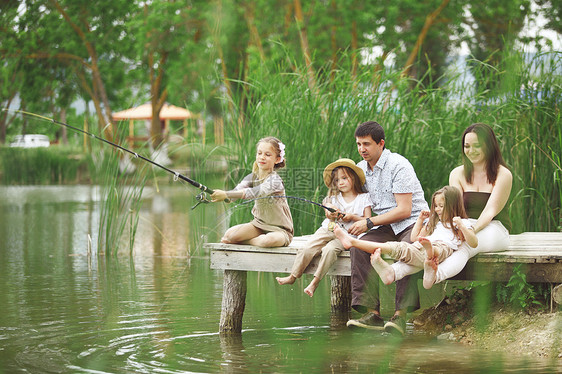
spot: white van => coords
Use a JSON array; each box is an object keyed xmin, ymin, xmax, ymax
[{"xmin": 9, "ymin": 134, "xmax": 50, "ymax": 148}]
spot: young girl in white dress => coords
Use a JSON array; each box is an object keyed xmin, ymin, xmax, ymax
[{"xmin": 277, "ymin": 159, "xmax": 372, "ymax": 296}]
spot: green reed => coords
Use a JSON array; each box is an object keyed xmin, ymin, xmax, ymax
[
  {"xmin": 89, "ymin": 129, "xmax": 149, "ymax": 257},
  {"xmin": 221, "ymin": 50, "xmax": 562, "ymax": 236},
  {"xmin": 0, "ymin": 145, "xmax": 89, "ymax": 185}
]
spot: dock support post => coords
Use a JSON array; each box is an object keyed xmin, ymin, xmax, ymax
[
  {"xmin": 553, "ymin": 284, "xmax": 562, "ymax": 307},
  {"xmin": 330, "ymin": 275, "xmax": 351, "ymax": 323},
  {"xmin": 220, "ymin": 270, "xmax": 247, "ymax": 334}
]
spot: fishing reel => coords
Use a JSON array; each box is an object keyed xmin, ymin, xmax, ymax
[
  {"xmin": 327, "ymin": 211, "xmax": 346, "ymax": 232},
  {"xmin": 191, "ymin": 191, "xmax": 212, "ymax": 210}
]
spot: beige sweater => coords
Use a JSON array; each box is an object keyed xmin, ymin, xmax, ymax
[{"xmin": 234, "ymin": 171, "xmax": 294, "ymax": 235}]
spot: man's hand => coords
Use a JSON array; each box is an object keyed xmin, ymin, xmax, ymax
[{"xmin": 348, "ymin": 219, "xmax": 368, "ymax": 236}]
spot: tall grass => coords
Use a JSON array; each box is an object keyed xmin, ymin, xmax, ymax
[
  {"xmin": 89, "ymin": 129, "xmax": 149, "ymax": 257},
  {"xmin": 221, "ymin": 50, "xmax": 562, "ymax": 236},
  {"xmin": 0, "ymin": 146, "xmax": 90, "ymax": 185}
]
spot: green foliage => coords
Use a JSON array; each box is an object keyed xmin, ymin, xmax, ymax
[
  {"xmin": 497, "ymin": 265, "xmax": 544, "ymax": 310},
  {"xmin": 89, "ymin": 122, "xmax": 149, "ymax": 256},
  {"xmin": 0, "ymin": 146, "xmax": 90, "ymax": 185},
  {"xmin": 221, "ymin": 48, "xmax": 562, "ymax": 235},
  {"xmin": 469, "ymin": 0, "xmax": 531, "ymax": 64}
]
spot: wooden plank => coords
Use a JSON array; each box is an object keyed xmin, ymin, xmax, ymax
[
  {"xmin": 453, "ymin": 262, "xmax": 562, "ymax": 283},
  {"xmin": 207, "ymin": 232, "xmax": 562, "ymax": 283},
  {"xmin": 210, "ymin": 250, "xmax": 351, "ymax": 276}
]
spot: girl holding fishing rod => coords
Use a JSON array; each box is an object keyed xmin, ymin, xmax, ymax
[
  {"xmin": 211, "ymin": 137, "xmax": 294, "ymax": 247},
  {"xmin": 276, "ymin": 159, "xmax": 372, "ymax": 297}
]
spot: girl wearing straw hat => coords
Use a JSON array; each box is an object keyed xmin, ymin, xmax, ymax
[{"xmin": 276, "ymin": 158, "xmax": 373, "ymax": 297}]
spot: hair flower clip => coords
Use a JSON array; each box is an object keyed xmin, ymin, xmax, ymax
[{"xmin": 278, "ymin": 141, "xmax": 286, "ymax": 162}]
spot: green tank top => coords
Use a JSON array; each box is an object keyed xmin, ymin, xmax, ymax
[{"xmin": 463, "ymin": 191, "xmax": 511, "ymax": 231}]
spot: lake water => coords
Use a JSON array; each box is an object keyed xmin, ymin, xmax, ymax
[{"xmin": 0, "ymin": 185, "xmax": 558, "ymax": 373}]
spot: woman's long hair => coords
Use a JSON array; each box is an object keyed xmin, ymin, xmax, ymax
[
  {"xmin": 462, "ymin": 123, "xmax": 507, "ymax": 184},
  {"xmin": 425, "ymin": 186, "xmax": 467, "ymax": 241}
]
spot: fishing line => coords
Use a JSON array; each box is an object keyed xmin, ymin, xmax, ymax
[
  {"xmin": 235, "ymin": 195, "xmax": 338, "ymax": 213},
  {"xmin": 5, "ymin": 109, "xmax": 227, "ymax": 206}
]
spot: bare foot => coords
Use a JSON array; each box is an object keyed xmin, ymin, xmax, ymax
[
  {"xmin": 370, "ymin": 248, "xmax": 395, "ymax": 285},
  {"xmin": 333, "ymin": 225, "xmax": 353, "ymax": 249},
  {"xmin": 304, "ymin": 281, "xmax": 319, "ymax": 297},
  {"xmin": 423, "ymin": 256, "xmax": 439, "ymax": 289},
  {"xmin": 276, "ymin": 275, "xmax": 296, "ymax": 285},
  {"xmin": 419, "ymin": 237, "xmax": 434, "ymax": 257}
]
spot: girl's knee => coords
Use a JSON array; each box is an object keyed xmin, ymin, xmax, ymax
[
  {"xmin": 221, "ymin": 228, "xmax": 239, "ymax": 243},
  {"xmin": 222, "ymin": 223, "xmax": 260, "ymax": 244},
  {"xmin": 252, "ymin": 233, "xmax": 285, "ymax": 248},
  {"xmin": 323, "ymin": 246, "xmax": 341, "ymax": 257}
]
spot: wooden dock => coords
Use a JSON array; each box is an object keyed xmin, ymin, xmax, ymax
[{"xmin": 206, "ymin": 232, "xmax": 562, "ymax": 333}]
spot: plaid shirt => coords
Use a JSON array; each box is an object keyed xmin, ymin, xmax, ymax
[{"xmin": 357, "ymin": 149, "xmax": 429, "ymax": 235}]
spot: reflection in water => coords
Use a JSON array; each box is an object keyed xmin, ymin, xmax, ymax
[
  {"xmin": 0, "ymin": 186, "xmax": 559, "ymax": 373},
  {"xmin": 220, "ymin": 333, "xmax": 247, "ymax": 373}
]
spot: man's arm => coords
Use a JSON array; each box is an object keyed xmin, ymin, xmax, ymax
[{"xmin": 347, "ymin": 193, "xmax": 412, "ymax": 236}]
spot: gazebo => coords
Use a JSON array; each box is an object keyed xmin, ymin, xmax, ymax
[{"xmin": 112, "ymin": 102, "xmax": 200, "ymax": 148}]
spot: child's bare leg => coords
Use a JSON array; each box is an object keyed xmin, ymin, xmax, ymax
[
  {"xmin": 247, "ymin": 231, "xmax": 286, "ymax": 248},
  {"xmin": 370, "ymin": 248, "xmax": 395, "ymax": 285},
  {"xmin": 222, "ymin": 223, "xmax": 262, "ymax": 244},
  {"xmin": 304, "ymin": 276, "xmax": 321, "ymax": 297},
  {"xmin": 423, "ymin": 256, "xmax": 439, "ymax": 289},
  {"xmin": 333, "ymin": 226, "xmax": 390, "ymax": 254},
  {"xmin": 276, "ymin": 274, "xmax": 296, "ymax": 285}
]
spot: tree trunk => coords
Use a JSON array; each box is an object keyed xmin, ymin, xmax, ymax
[
  {"xmin": 220, "ymin": 270, "xmax": 247, "ymax": 334},
  {"xmin": 211, "ymin": 1, "xmax": 238, "ymax": 134},
  {"xmin": 50, "ymin": 0, "xmax": 114, "ymax": 139},
  {"xmin": 0, "ymin": 92, "xmax": 17, "ymax": 144},
  {"xmin": 330, "ymin": 275, "xmax": 351, "ymax": 314},
  {"xmin": 329, "ymin": 0, "xmax": 338, "ymax": 82},
  {"xmin": 330, "ymin": 275, "xmax": 351, "ymax": 328},
  {"xmin": 351, "ymin": 20, "xmax": 359, "ymax": 85},
  {"xmin": 401, "ymin": 0, "xmax": 450, "ymax": 78},
  {"xmin": 244, "ymin": 1, "xmax": 265, "ymax": 61},
  {"xmin": 60, "ymin": 108, "xmax": 68, "ymax": 145},
  {"xmin": 148, "ymin": 48, "xmax": 168, "ymax": 149},
  {"xmin": 293, "ymin": 0, "xmax": 317, "ymax": 94}
]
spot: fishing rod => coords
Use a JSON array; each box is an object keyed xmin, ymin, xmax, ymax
[
  {"xmin": 7, "ymin": 109, "xmax": 226, "ymax": 208},
  {"xmin": 237, "ymin": 195, "xmax": 342, "ymax": 215}
]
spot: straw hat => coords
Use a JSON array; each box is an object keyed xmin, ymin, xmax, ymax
[{"xmin": 323, "ymin": 158, "xmax": 366, "ymax": 188}]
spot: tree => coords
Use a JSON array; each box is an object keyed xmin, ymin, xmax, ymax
[
  {"xmin": 467, "ymin": 0, "xmax": 531, "ymax": 67},
  {"xmin": 128, "ymin": 1, "xmax": 211, "ymax": 148},
  {"xmin": 0, "ymin": 3, "xmax": 24, "ymax": 143},
  {"xmin": 1, "ymin": 0, "xmax": 138, "ymax": 138}
]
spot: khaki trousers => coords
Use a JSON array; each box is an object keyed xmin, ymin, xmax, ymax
[
  {"xmin": 387, "ymin": 240, "xmax": 453, "ymax": 270},
  {"xmin": 291, "ymin": 227, "xmax": 344, "ymax": 280}
]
